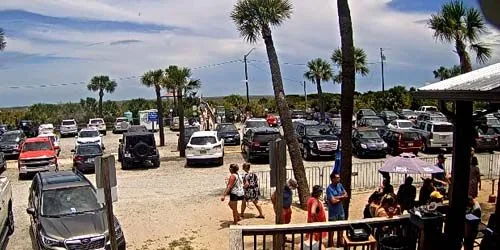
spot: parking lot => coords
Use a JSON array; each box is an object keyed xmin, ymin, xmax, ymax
[{"xmin": 3, "ymin": 126, "xmax": 458, "ymax": 249}]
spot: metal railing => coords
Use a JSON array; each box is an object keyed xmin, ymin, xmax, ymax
[{"xmin": 254, "ymin": 153, "xmax": 500, "ymax": 198}]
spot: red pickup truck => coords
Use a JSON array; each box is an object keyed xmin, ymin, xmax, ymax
[{"xmin": 17, "ymin": 137, "xmax": 59, "ymax": 179}]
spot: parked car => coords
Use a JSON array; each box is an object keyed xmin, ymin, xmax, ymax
[
  {"xmin": 416, "ymin": 106, "xmax": 439, "ymax": 113},
  {"xmin": 379, "ymin": 110, "xmax": 399, "ymax": 124},
  {"xmin": 113, "ymin": 117, "xmax": 130, "ymax": 134},
  {"xmin": 382, "ymin": 129, "xmax": 423, "ymax": 155},
  {"xmin": 127, "ymin": 125, "xmax": 148, "ymax": 133},
  {"xmin": 186, "ymin": 131, "xmax": 224, "ymax": 166},
  {"xmin": 18, "ymin": 137, "xmax": 58, "ymax": 179},
  {"xmin": 415, "ymin": 121, "xmax": 454, "ymax": 152},
  {"xmin": 118, "ymin": 131, "xmax": 160, "ymax": 169},
  {"xmin": 18, "ymin": 120, "xmax": 38, "ymax": 138},
  {"xmin": 75, "ymin": 127, "xmax": 104, "ymax": 149},
  {"xmin": 352, "ymin": 128, "xmax": 387, "ymax": 158},
  {"xmin": 291, "ymin": 110, "xmax": 307, "ymax": 119},
  {"xmin": 356, "ymin": 109, "xmax": 377, "ymax": 121},
  {"xmin": 37, "ymin": 132, "xmax": 60, "ymax": 156},
  {"xmin": 243, "ymin": 118, "xmax": 269, "ymax": 135},
  {"xmin": 215, "ymin": 123, "xmax": 240, "ymax": 146},
  {"xmin": 0, "ymin": 176, "xmax": 14, "ymax": 244},
  {"xmin": 415, "ymin": 112, "xmax": 448, "ymax": 128},
  {"xmin": 71, "ymin": 144, "xmax": 104, "ymax": 173},
  {"xmin": 88, "ymin": 118, "xmax": 107, "ymax": 135},
  {"xmin": 38, "ymin": 124, "xmax": 54, "ymax": 135},
  {"xmin": 295, "ymin": 121, "xmax": 339, "ymax": 160},
  {"xmin": 170, "ymin": 117, "xmax": 180, "ymax": 131},
  {"xmin": 387, "ymin": 119, "xmax": 415, "ymax": 130},
  {"xmin": 181, "ymin": 125, "xmax": 201, "ymax": 149},
  {"xmin": 241, "ymin": 127, "xmax": 281, "ymax": 162},
  {"xmin": 357, "ymin": 116, "xmax": 386, "ymax": 133},
  {"xmin": 26, "ymin": 171, "xmax": 126, "ymax": 250},
  {"xmin": 59, "ymin": 119, "xmax": 78, "ymax": 137},
  {"xmin": 398, "ymin": 109, "xmax": 418, "ymax": 122},
  {"xmin": 0, "ymin": 153, "xmax": 5, "ymax": 171},
  {"xmin": 472, "ymin": 125, "xmax": 499, "ymax": 152},
  {"xmin": 0, "ymin": 130, "xmax": 25, "ymax": 159}
]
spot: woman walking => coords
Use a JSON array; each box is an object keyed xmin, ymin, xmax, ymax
[
  {"xmin": 241, "ymin": 163, "xmax": 264, "ymax": 218},
  {"xmin": 221, "ymin": 164, "xmax": 245, "ymax": 225}
]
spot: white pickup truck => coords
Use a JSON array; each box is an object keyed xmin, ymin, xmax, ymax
[{"xmin": 0, "ymin": 176, "xmax": 14, "ymax": 244}]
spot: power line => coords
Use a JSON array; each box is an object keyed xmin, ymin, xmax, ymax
[{"xmin": 248, "ymin": 59, "xmax": 306, "ymax": 66}]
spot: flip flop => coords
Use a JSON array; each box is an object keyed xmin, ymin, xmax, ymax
[{"xmin": 256, "ymin": 215, "xmax": 265, "ymax": 219}]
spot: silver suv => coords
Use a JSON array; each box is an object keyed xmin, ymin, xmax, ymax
[
  {"xmin": 60, "ymin": 119, "xmax": 78, "ymax": 137},
  {"xmin": 416, "ymin": 121, "xmax": 454, "ymax": 152}
]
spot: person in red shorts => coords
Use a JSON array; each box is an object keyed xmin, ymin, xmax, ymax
[{"xmin": 272, "ymin": 179, "xmax": 297, "ymax": 224}]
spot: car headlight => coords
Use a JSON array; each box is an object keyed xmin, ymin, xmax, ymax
[
  {"xmin": 308, "ymin": 140, "xmax": 315, "ymax": 147},
  {"xmin": 41, "ymin": 233, "xmax": 61, "ymax": 247},
  {"xmin": 124, "ymin": 152, "xmax": 131, "ymax": 158},
  {"xmin": 360, "ymin": 143, "xmax": 367, "ymax": 149},
  {"xmin": 382, "ymin": 143, "xmax": 388, "ymax": 148}
]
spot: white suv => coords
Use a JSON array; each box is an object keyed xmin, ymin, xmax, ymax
[
  {"xmin": 75, "ymin": 128, "xmax": 104, "ymax": 149},
  {"xmin": 60, "ymin": 119, "xmax": 78, "ymax": 137},
  {"xmin": 88, "ymin": 118, "xmax": 107, "ymax": 135},
  {"xmin": 186, "ymin": 131, "xmax": 224, "ymax": 166},
  {"xmin": 243, "ymin": 118, "xmax": 269, "ymax": 134}
]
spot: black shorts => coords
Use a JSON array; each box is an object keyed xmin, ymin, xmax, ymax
[{"xmin": 230, "ymin": 194, "xmax": 244, "ymax": 201}]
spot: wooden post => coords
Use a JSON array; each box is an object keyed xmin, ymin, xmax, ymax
[
  {"xmin": 496, "ymin": 176, "xmax": 500, "ymax": 244},
  {"xmin": 445, "ymin": 101, "xmax": 473, "ymax": 249},
  {"xmin": 229, "ymin": 227, "xmax": 243, "ymax": 250},
  {"xmin": 102, "ymin": 155, "xmax": 118, "ymax": 250},
  {"xmin": 271, "ymin": 139, "xmax": 286, "ymax": 249}
]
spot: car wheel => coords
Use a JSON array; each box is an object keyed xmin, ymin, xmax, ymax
[
  {"xmin": 117, "ymin": 152, "xmax": 122, "ymax": 162},
  {"xmin": 218, "ymin": 157, "xmax": 224, "ymax": 166},
  {"xmin": 302, "ymin": 147, "xmax": 311, "ymax": 160},
  {"xmin": 186, "ymin": 159, "xmax": 192, "ymax": 167},
  {"xmin": 7, "ymin": 202, "xmax": 14, "ymax": 236},
  {"xmin": 103, "ymin": 131, "xmax": 107, "ymax": 135},
  {"xmin": 121, "ymin": 161, "xmax": 129, "ymax": 170},
  {"xmin": 18, "ymin": 173, "xmax": 26, "ymax": 180},
  {"xmin": 153, "ymin": 159, "xmax": 160, "ymax": 168},
  {"xmin": 422, "ymin": 142, "xmax": 429, "ymax": 153}
]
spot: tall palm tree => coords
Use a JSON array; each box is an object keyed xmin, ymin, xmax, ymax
[
  {"xmin": 331, "ymin": 47, "xmax": 369, "ymax": 82},
  {"xmin": 337, "ymin": 0, "xmax": 356, "ymax": 219},
  {"xmin": 0, "ymin": 28, "xmax": 6, "ymax": 51},
  {"xmin": 433, "ymin": 65, "xmax": 461, "ymax": 80},
  {"xmin": 140, "ymin": 69, "xmax": 166, "ymax": 146},
  {"xmin": 429, "ymin": 0, "xmax": 491, "ymax": 73},
  {"xmin": 304, "ymin": 58, "xmax": 333, "ymax": 122},
  {"xmin": 164, "ymin": 65, "xmax": 201, "ymax": 157},
  {"xmin": 231, "ymin": 0, "xmax": 310, "ymax": 205},
  {"xmin": 87, "ymin": 75, "xmax": 117, "ymax": 118}
]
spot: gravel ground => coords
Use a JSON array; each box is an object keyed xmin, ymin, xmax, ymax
[{"xmin": 2, "ymin": 126, "xmax": 493, "ymax": 249}]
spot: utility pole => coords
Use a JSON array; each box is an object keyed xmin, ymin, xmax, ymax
[
  {"xmin": 303, "ymin": 81, "xmax": 308, "ymax": 110},
  {"xmin": 244, "ymin": 48, "xmax": 255, "ymax": 105},
  {"xmin": 380, "ymin": 48, "xmax": 386, "ymax": 92}
]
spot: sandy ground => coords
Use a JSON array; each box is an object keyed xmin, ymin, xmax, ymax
[{"xmin": 2, "ymin": 128, "xmax": 498, "ymax": 250}]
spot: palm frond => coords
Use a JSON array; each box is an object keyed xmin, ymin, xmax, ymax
[
  {"xmin": 331, "ymin": 48, "xmax": 342, "ymax": 66},
  {"xmin": 465, "ymin": 8, "xmax": 487, "ymax": 42},
  {"xmin": 304, "ymin": 58, "xmax": 333, "ymax": 83},
  {"xmin": 470, "ymin": 43, "xmax": 492, "ymax": 64}
]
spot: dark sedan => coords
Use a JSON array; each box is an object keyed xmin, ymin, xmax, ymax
[
  {"xmin": 0, "ymin": 130, "xmax": 25, "ymax": 159},
  {"xmin": 352, "ymin": 128, "xmax": 388, "ymax": 158},
  {"xmin": 216, "ymin": 123, "xmax": 241, "ymax": 145},
  {"xmin": 71, "ymin": 144, "xmax": 103, "ymax": 173}
]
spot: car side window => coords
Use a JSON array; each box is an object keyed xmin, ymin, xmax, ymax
[
  {"xmin": 426, "ymin": 124, "xmax": 432, "ymax": 132},
  {"xmin": 298, "ymin": 126, "xmax": 305, "ymax": 136},
  {"xmin": 390, "ymin": 121, "xmax": 396, "ymax": 126}
]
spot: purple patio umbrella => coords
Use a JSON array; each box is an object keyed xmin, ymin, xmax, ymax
[{"xmin": 379, "ymin": 153, "xmax": 444, "ymax": 175}]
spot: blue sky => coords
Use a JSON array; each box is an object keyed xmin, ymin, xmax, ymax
[{"xmin": 0, "ymin": 0, "xmax": 499, "ymax": 107}]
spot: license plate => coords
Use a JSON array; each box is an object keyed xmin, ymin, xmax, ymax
[
  {"xmin": 200, "ymin": 150, "xmax": 207, "ymax": 154},
  {"xmin": 486, "ymin": 138, "xmax": 492, "ymax": 142},
  {"xmin": 408, "ymin": 143, "xmax": 413, "ymax": 147},
  {"xmin": 86, "ymin": 159, "xmax": 94, "ymax": 163}
]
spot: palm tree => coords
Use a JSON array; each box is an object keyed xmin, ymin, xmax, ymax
[
  {"xmin": 331, "ymin": 47, "xmax": 369, "ymax": 82},
  {"xmin": 304, "ymin": 58, "xmax": 333, "ymax": 122},
  {"xmin": 231, "ymin": 0, "xmax": 310, "ymax": 205},
  {"xmin": 337, "ymin": 0, "xmax": 356, "ymax": 219},
  {"xmin": 433, "ymin": 65, "xmax": 461, "ymax": 80},
  {"xmin": 429, "ymin": 0, "xmax": 491, "ymax": 73},
  {"xmin": 87, "ymin": 75, "xmax": 117, "ymax": 118},
  {"xmin": 0, "ymin": 28, "xmax": 6, "ymax": 51},
  {"xmin": 140, "ymin": 69, "xmax": 166, "ymax": 146},
  {"xmin": 164, "ymin": 65, "xmax": 201, "ymax": 157}
]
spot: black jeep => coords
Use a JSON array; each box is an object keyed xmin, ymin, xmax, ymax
[
  {"xmin": 118, "ymin": 132, "xmax": 160, "ymax": 169},
  {"xmin": 18, "ymin": 120, "xmax": 38, "ymax": 138}
]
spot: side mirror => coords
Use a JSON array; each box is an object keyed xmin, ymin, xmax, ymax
[
  {"xmin": 26, "ymin": 207, "xmax": 35, "ymax": 215},
  {"xmin": 102, "ymin": 146, "xmax": 106, "ymax": 150},
  {"xmin": 71, "ymin": 149, "xmax": 75, "ymax": 153}
]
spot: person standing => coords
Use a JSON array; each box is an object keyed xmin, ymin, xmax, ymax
[
  {"xmin": 241, "ymin": 163, "xmax": 264, "ymax": 218},
  {"xmin": 432, "ymin": 154, "xmax": 448, "ymax": 192},
  {"xmin": 468, "ymin": 156, "xmax": 481, "ymax": 198},
  {"xmin": 271, "ymin": 179, "xmax": 297, "ymax": 224},
  {"xmin": 306, "ymin": 185, "xmax": 327, "ymax": 242},
  {"xmin": 221, "ymin": 164, "xmax": 245, "ymax": 225},
  {"xmin": 396, "ymin": 176, "xmax": 417, "ymax": 213},
  {"xmin": 418, "ymin": 178, "xmax": 435, "ymax": 205},
  {"xmin": 326, "ymin": 173, "xmax": 347, "ymax": 221}
]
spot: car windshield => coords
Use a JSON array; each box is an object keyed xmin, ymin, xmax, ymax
[
  {"xmin": 431, "ymin": 116, "xmax": 448, "ymax": 122},
  {"xmin": 62, "ymin": 121, "xmax": 75, "ymax": 125},
  {"xmin": 254, "ymin": 133, "xmax": 280, "ymax": 142},
  {"xmin": 402, "ymin": 110, "xmax": 416, "ymax": 116},
  {"xmin": 22, "ymin": 141, "xmax": 52, "ymax": 151},
  {"xmin": 362, "ymin": 110, "xmax": 377, "ymax": 116},
  {"xmin": 41, "ymin": 186, "xmax": 102, "ymax": 217},
  {"xmin": 79, "ymin": 130, "xmax": 99, "ymax": 138},
  {"xmin": 246, "ymin": 121, "xmax": 269, "ymax": 128},
  {"xmin": 307, "ymin": 126, "xmax": 334, "ymax": 136},
  {"xmin": 116, "ymin": 118, "xmax": 127, "ymax": 123},
  {"xmin": 487, "ymin": 118, "xmax": 500, "ymax": 126},
  {"xmin": 0, "ymin": 133, "xmax": 19, "ymax": 142},
  {"xmin": 218, "ymin": 124, "xmax": 238, "ymax": 132},
  {"xmin": 478, "ymin": 127, "xmax": 498, "ymax": 136},
  {"xmin": 20, "ymin": 121, "xmax": 31, "ymax": 127},
  {"xmin": 402, "ymin": 132, "xmax": 421, "ymax": 141},
  {"xmin": 365, "ymin": 119, "xmax": 385, "ymax": 126},
  {"xmin": 358, "ymin": 131, "xmax": 381, "ymax": 139},
  {"xmin": 90, "ymin": 119, "xmax": 103, "ymax": 124},
  {"xmin": 77, "ymin": 145, "xmax": 102, "ymax": 155},
  {"xmin": 434, "ymin": 124, "xmax": 453, "ymax": 132},
  {"xmin": 384, "ymin": 111, "xmax": 397, "ymax": 116},
  {"xmin": 426, "ymin": 107, "xmax": 438, "ymax": 112},
  {"xmin": 190, "ymin": 136, "xmax": 217, "ymax": 145},
  {"xmin": 398, "ymin": 121, "xmax": 414, "ymax": 128}
]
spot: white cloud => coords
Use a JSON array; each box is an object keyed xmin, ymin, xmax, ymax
[{"xmin": 1, "ymin": 0, "xmax": 499, "ymax": 106}]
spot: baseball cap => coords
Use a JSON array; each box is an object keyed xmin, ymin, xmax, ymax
[
  {"xmin": 437, "ymin": 154, "xmax": 446, "ymax": 160},
  {"xmin": 287, "ymin": 179, "xmax": 298, "ymax": 189},
  {"xmin": 430, "ymin": 191, "xmax": 444, "ymax": 200}
]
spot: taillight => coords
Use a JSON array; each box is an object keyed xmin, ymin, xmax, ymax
[
  {"xmin": 74, "ymin": 156, "xmax": 83, "ymax": 162},
  {"xmin": 252, "ymin": 141, "xmax": 260, "ymax": 147}
]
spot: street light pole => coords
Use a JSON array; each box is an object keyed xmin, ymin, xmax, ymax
[
  {"xmin": 303, "ymin": 81, "xmax": 307, "ymax": 110},
  {"xmin": 244, "ymin": 48, "xmax": 255, "ymax": 105},
  {"xmin": 380, "ymin": 48, "xmax": 386, "ymax": 92}
]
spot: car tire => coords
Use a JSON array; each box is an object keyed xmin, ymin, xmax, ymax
[
  {"xmin": 218, "ymin": 157, "xmax": 224, "ymax": 166},
  {"xmin": 117, "ymin": 152, "xmax": 122, "ymax": 162},
  {"xmin": 302, "ymin": 147, "xmax": 311, "ymax": 161},
  {"xmin": 7, "ymin": 202, "xmax": 14, "ymax": 236},
  {"xmin": 121, "ymin": 161, "xmax": 129, "ymax": 170},
  {"xmin": 422, "ymin": 142, "xmax": 429, "ymax": 153},
  {"xmin": 18, "ymin": 173, "xmax": 26, "ymax": 180},
  {"xmin": 103, "ymin": 131, "xmax": 107, "ymax": 136},
  {"xmin": 186, "ymin": 159, "xmax": 192, "ymax": 167},
  {"xmin": 153, "ymin": 159, "xmax": 160, "ymax": 168}
]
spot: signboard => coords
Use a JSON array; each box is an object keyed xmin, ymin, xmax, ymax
[
  {"xmin": 95, "ymin": 155, "xmax": 118, "ymax": 203},
  {"xmin": 148, "ymin": 112, "xmax": 158, "ymax": 122}
]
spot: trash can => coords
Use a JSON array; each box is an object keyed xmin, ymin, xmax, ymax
[{"xmin": 379, "ymin": 235, "xmax": 406, "ymax": 250}]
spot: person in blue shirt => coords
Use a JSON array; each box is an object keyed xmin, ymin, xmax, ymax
[{"xmin": 326, "ymin": 173, "xmax": 348, "ymax": 221}]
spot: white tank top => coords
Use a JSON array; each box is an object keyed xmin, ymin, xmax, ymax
[{"xmin": 231, "ymin": 173, "xmax": 244, "ymax": 196}]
